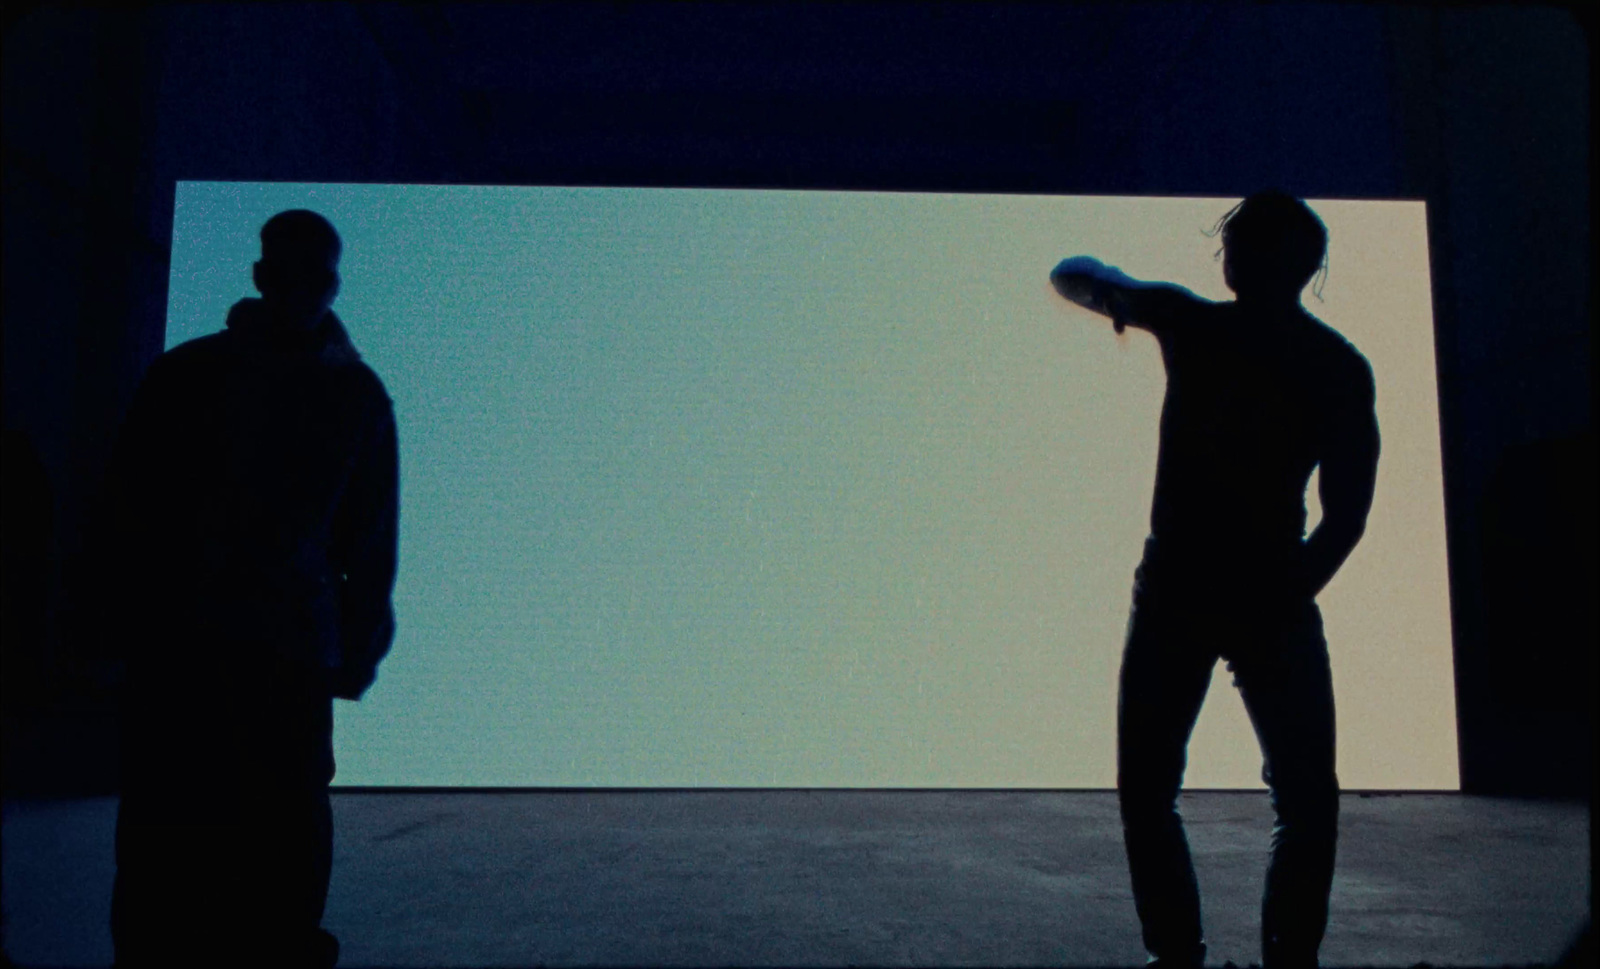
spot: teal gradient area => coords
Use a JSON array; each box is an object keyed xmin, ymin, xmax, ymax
[{"xmin": 166, "ymin": 184, "xmax": 1456, "ymax": 789}]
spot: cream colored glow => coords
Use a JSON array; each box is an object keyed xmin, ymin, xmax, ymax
[{"xmin": 167, "ymin": 186, "xmax": 1456, "ymax": 789}]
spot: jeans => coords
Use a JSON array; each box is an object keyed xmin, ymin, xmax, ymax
[{"xmin": 1117, "ymin": 547, "xmax": 1339, "ymax": 969}]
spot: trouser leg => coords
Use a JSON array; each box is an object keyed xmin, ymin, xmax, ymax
[
  {"xmin": 112, "ymin": 688, "xmax": 337, "ymax": 968},
  {"xmin": 111, "ymin": 797, "xmax": 237, "ymax": 966},
  {"xmin": 1118, "ymin": 600, "xmax": 1219, "ymax": 967},
  {"xmin": 112, "ymin": 791, "xmax": 334, "ymax": 968},
  {"xmin": 111, "ymin": 693, "xmax": 241, "ymax": 967},
  {"xmin": 1231, "ymin": 604, "xmax": 1339, "ymax": 969},
  {"xmin": 241, "ymin": 688, "xmax": 338, "ymax": 966},
  {"xmin": 240, "ymin": 785, "xmax": 337, "ymax": 967}
]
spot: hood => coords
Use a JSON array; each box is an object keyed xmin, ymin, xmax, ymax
[{"xmin": 224, "ymin": 298, "xmax": 363, "ymax": 367}]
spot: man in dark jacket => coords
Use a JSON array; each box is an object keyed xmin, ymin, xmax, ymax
[{"xmin": 98, "ymin": 209, "xmax": 398, "ymax": 967}]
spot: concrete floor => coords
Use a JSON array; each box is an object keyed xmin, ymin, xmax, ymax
[{"xmin": 2, "ymin": 791, "xmax": 1589, "ymax": 967}]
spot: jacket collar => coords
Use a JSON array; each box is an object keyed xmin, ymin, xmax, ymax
[{"xmin": 224, "ymin": 298, "xmax": 362, "ymax": 367}]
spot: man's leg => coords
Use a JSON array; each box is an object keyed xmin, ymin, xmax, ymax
[
  {"xmin": 111, "ymin": 796, "xmax": 241, "ymax": 967},
  {"xmin": 112, "ymin": 688, "xmax": 247, "ymax": 967},
  {"xmin": 114, "ymin": 690, "xmax": 338, "ymax": 968},
  {"xmin": 239, "ymin": 685, "xmax": 339, "ymax": 968},
  {"xmin": 1231, "ymin": 603, "xmax": 1339, "ymax": 969},
  {"xmin": 1118, "ymin": 590, "xmax": 1220, "ymax": 968},
  {"xmin": 239, "ymin": 785, "xmax": 336, "ymax": 967}
]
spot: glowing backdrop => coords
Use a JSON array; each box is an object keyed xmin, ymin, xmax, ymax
[{"xmin": 165, "ymin": 183, "xmax": 1456, "ymax": 789}]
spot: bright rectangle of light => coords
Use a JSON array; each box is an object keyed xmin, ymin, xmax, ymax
[{"xmin": 166, "ymin": 183, "xmax": 1458, "ymax": 789}]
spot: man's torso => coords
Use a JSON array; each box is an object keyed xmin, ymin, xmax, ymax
[{"xmin": 1144, "ymin": 301, "xmax": 1370, "ymax": 591}]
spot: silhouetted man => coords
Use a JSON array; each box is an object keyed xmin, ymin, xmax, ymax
[
  {"xmin": 1050, "ymin": 192, "xmax": 1379, "ymax": 968},
  {"xmin": 95, "ymin": 210, "xmax": 398, "ymax": 967}
]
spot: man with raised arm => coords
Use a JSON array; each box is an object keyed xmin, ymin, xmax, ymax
[{"xmin": 1051, "ymin": 192, "xmax": 1379, "ymax": 969}]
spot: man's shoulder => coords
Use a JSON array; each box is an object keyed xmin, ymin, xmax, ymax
[
  {"xmin": 155, "ymin": 329, "xmax": 392, "ymax": 411},
  {"xmin": 1299, "ymin": 316, "xmax": 1375, "ymax": 399},
  {"xmin": 337, "ymin": 358, "xmax": 393, "ymax": 409},
  {"xmin": 1146, "ymin": 290, "xmax": 1226, "ymax": 343},
  {"xmin": 141, "ymin": 331, "xmax": 233, "ymax": 388},
  {"xmin": 314, "ymin": 315, "xmax": 392, "ymax": 408},
  {"xmin": 162, "ymin": 329, "xmax": 232, "ymax": 362},
  {"xmin": 321, "ymin": 359, "xmax": 395, "ymax": 437}
]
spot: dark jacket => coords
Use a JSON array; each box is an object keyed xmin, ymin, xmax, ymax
[{"xmin": 92, "ymin": 298, "xmax": 398, "ymax": 701}]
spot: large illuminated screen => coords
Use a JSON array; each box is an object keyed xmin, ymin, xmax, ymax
[{"xmin": 166, "ymin": 183, "xmax": 1457, "ymax": 789}]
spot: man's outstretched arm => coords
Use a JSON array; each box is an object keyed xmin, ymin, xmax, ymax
[
  {"xmin": 1050, "ymin": 256, "xmax": 1207, "ymax": 333},
  {"xmin": 1303, "ymin": 362, "xmax": 1381, "ymax": 598}
]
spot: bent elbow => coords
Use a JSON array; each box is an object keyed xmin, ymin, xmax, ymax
[{"xmin": 1323, "ymin": 513, "xmax": 1369, "ymax": 547}]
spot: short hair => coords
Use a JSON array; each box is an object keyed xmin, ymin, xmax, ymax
[
  {"xmin": 1211, "ymin": 191, "xmax": 1328, "ymax": 296},
  {"xmin": 260, "ymin": 209, "xmax": 342, "ymax": 264}
]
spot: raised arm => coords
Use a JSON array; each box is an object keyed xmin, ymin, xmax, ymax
[
  {"xmin": 1050, "ymin": 256, "xmax": 1206, "ymax": 334},
  {"xmin": 1302, "ymin": 359, "xmax": 1380, "ymax": 598}
]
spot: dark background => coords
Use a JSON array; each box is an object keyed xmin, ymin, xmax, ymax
[{"xmin": 3, "ymin": 2, "xmax": 1592, "ymax": 799}]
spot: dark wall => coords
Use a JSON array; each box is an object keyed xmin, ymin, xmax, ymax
[
  {"xmin": 1382, "ymin": 6, "xmax": 1593, "ymax": 797},
  {"xmin": 3, "ymin": 2, "xmax": 1591, "ymax": 796}
]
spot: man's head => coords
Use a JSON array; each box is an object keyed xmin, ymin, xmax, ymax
[
  {"xmin": 253, "ymin": 209, "xmax": 342, "ymax": 329},
  {"xmin": 1218, "ymin": 191, "xmax": 1326, "ymax": 303}
]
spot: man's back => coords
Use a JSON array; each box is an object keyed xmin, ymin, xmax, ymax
[
  {"xmin": 1145, "ymin": 299, "xmax": 1375, "ymax": 579},
  {"xmin": 103, "ymin": 208, "xmax": 392, "ymax": 968},
  {"xmin": 105, "ymin": 297, "xmax": 397, "ymax": 700}
]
